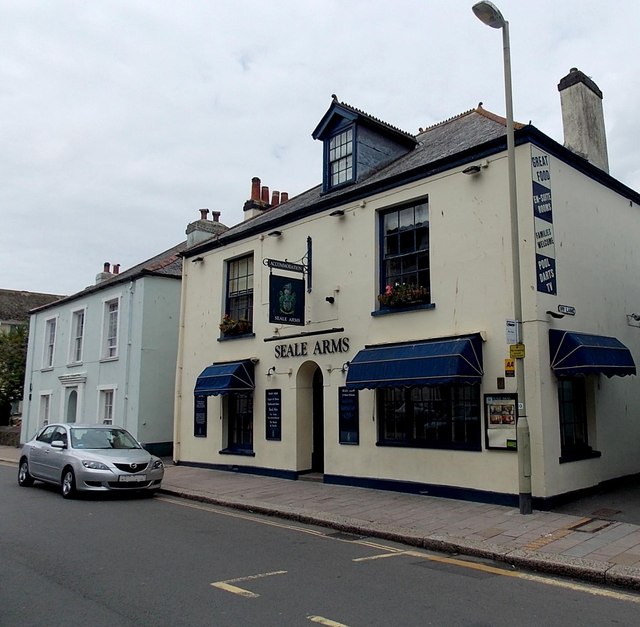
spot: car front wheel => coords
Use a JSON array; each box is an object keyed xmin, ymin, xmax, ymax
[
  {"xmin": 61, "ymin": 468, "xmax": 76, "ymax": 499},
  {"xmin": 18, "ymin": 459, "xmax": 35, "ymax": 487}
]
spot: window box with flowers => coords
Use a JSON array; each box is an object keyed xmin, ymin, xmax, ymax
[
  {"xmin": 219, "ymin": 314, "xmax": 252, "ymax": 337},
  {"xmin": 377, "ymin": 283, "xmax": 431, "ymax": 310}
]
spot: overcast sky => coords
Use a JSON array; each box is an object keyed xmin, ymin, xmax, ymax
[{"xmin": 2, "ymin": 0, "xmax": 639, "ymax": 295}]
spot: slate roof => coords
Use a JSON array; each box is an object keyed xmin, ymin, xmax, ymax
[
  {"xmin": 186, "ymin": 104, "xmax": 514, "ymax": 254},
  {"xmin": 0, "ymin": 290, "xmax": 66, "ymax": 325},
  {"xmin": 30, "ymin": 241, "xmax": 186, "ymax": 314},
  {"xmin": 312, "ymin": 97, "xmax": 418, "ymax": 146}
]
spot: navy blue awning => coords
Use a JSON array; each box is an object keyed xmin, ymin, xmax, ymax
[
  {"xmin": 549, "ymin": 330, "xmax": 636, "ymax": 378},
  {"xmin": 194, "ymin": 360, "xmax": 255, "ymax": 396},
  {"xmin": 345, "ymin": 334, "xmax": 483, "ymax": 389}
]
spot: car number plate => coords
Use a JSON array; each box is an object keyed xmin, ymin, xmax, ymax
[{"xmin": 119, "ymin": 474, "xmax": 147, "ymax": 482}]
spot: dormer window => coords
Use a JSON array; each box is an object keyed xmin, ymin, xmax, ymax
[
  {"xmin": 312, "ymin": 98, "xmax": 417, "ymax": 194},
  {"xmin": 329, "ymin": 128, "xmax": 354, "ymax": 187}
]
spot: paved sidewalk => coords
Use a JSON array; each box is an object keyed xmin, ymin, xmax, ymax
[{"xmin": 3, "ymin": 445, "xmax": 640, "ymax": 591}]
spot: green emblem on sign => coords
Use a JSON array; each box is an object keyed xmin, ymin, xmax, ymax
[{"xmin": 279, "ymin": 283, "xmax": 296, "ymax": 315}]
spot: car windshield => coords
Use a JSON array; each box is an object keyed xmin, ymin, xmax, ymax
[{"xmin": 70, "ymin": 428, "xmax": 140, "ymax": 450}]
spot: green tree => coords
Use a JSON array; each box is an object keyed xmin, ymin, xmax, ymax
[{"xmin": 0, "ymin": 326, "xmax": 28, "ymax": 424}]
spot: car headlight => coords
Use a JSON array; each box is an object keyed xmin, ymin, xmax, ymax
[
  {"xmin": 82, "ymin": 460, "xmax": 110, "ymax": 470},
  {"xmin": 152, "ymin": 458, "xmax": 164, "ymax": 470}
]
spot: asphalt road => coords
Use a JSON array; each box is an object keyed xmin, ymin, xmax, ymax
[{"xmin": 2, "ymin": 463, "xmax": 640, "ymax": 626}]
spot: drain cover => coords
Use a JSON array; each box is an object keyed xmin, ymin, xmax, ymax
[
  {"xmin": 570, "ymin": 518, "xmax": 613, "ymax": 533},
  {"xmin": 590, "ymin": 508, "xmax": 622, "ymax": 518}
]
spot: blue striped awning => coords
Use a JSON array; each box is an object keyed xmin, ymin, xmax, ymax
[
  {"xmin": 194, "ymin": 360, "xmax": 255, "ymax": 395},
  {"xmin": 345, "ymin": 334, "xmax": 483, "ymax": 389},
  {"xmin": 549, "ymin": 330, "xmax": 636, "ymax": 378}
]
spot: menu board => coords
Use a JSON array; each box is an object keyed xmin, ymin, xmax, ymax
[{"xmin": 266, "ymin": 389, "xmax": 282, "ymax": 441}]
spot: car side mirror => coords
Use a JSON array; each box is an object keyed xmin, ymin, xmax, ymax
[{"xmin": 51, "ymin": 440, "xmax": 67, "ymax": 449}]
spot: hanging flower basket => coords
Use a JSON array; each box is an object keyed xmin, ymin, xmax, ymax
[
  {"xmin": 378, "ymin": 283, "xmax": 430, "ymax": 308},
  {"xmin": 219, "ymin": 314, "xmax": 252, "ymax": 336}
]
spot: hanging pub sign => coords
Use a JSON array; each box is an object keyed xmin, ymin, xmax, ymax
[
  {"xmin": 269, "ymin": 274, "xmax": 305, "ymax": 326},
  {"xmin": 531, "ymin": 146, "xmax": 557, "ymax": 295}
]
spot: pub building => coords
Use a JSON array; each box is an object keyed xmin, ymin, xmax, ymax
[{"xmin": 174, "ymin": 70, "xmax": 639, "ymax": 509}]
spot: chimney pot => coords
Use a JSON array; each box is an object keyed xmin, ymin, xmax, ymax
[
  {"xmin": 271, "ymin": 190, "xmax": 280, "ymax": 206},
  {"xmin": 211, "ymin": 210, "xmax": 221, "ymax": 222},
  {"xmin": 199, "ymin": 208, "xmax": 209, "ymax": 220},
  {"xmin": 280, "ymin": 192, "xmax": 289, "ymax": 203},
  {"xmin": 261, "ymin": 185, "xmax": 269, "ymax": 204},
  {"xmin": 103, "ymin": 262, "xmax": 111, "ymax": 273},
  {"xmin": 113, "ymin": 264, "xmax": 120, "ymax": 275},
  {"xmin": 251, "ymin": 177, "xmax": 261, "ymax": 201}
]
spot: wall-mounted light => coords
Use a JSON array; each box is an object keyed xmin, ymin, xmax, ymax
[
  {"xmin": 191, "ymin": 257, "xmax": 204, "ymax": 264},
  {"xmin": 268, "ymin": 230, "xmax": 282, "ymax": 238},
  {"xmin": 325, "ymin": 296, "xmax": 335, "ymax": 304},
  {"xmin": 330, "ymin": 209, "xmax": 345, "ymax": 217},
  {"xmin": 463, "ymin": 160, "xmax": 489, "ymax": 176},
  {"xmin": 326, "ymin": 361, "xmax": 350, "ymax": 374},
  {"xmin": 627, "ymin": 313, "xmax": 640, "ymax": 327},
  {"xmin": 266, "ymin": 366, "xmax": 292, "ymax": 376}
]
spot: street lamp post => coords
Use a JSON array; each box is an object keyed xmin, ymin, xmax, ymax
[{"xmin": 472, "ymin": 1, "xmax": 532, "ymax": 515}]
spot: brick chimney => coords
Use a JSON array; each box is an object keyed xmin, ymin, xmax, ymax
[
  {"xmin": 186, "ymin": 208, "xmax": 228, "ymax": 247},
  {"xmin": 95, "ymin": 262, "xmax": 115, "ymax": 284},
  {"xmin": 558, "ymin": 68, "xmax": 609, "ymax": 173},
  {"xmin": 243, "ymin": 177, "xmax": 289, "ymax": 219}
]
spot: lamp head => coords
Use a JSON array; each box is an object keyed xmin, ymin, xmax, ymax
[{"xmin": 472, "ymin": 1, "xmax": 506, "ymax": 28}]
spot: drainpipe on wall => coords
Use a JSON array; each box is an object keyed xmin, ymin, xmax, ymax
[
  {"xmin": 123, "ymin": 280, "xmax": 136, "ymax": 431},
  {"xmin": 173, "ymin": 256, "xmax": 190, "ymax": 463}
]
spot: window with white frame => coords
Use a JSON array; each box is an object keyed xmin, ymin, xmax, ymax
[
  {"xmin": 42, "ymin": 318, "xmax": 57, "ymax": 368},
  {"xmin": 69, "ymin": 309, "xmax": 85, "ymax": 364},
  {"xmin": 99, "ymin": 388, "xmax": 115, "ymax": 424},
  {"xmin": 39, "ymin": 392, "xmax": 52, "ymax": 426},
  {"xmin": 102, "ymin": 298, "xmax": 119, "ymax": 359},
  {"xmin": 328, "ymin": 127, "xmax": 354, "ymax": 188}
]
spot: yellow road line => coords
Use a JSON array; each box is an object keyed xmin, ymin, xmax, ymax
[
  {"xmin": 353, "ymin": 550, "xmax": 412, "ymax": 562},
  {"xmin": 356, "ymin": 549, "xmax": 640, "ymax": 604},
  {"xmin": 160, "ymin": 496, "xmax": 640, "ymax": 604},
  {"xmin": 210, "ymin": 570, "xmax": 287, "ymax": 598},
  {"xmin": 159, "ymin": 496, "xmax": 328, "ymax": 537},
  {"xmin": 211, "ymin": 582, "xmax": 259, "ymax": 598},
  {"xmin": 307, "ymin": 615, "xmax": 350, "ymax": 626}
]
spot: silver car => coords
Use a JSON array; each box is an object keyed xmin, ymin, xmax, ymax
[{"xmin": 18, "ymin": 423, "xmax": 164, "ymax": 498}]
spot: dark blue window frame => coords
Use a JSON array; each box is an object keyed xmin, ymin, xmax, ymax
[
  {"xmin": 378, "ymin": 200, "xmax": 430, "ymax": 309},
  {"xmin": 223, "ymin": 254, "xmax": 254, "ymax": 337},
  {"xmin": 557, "ymin": 377, "xmax": 600, "ymax": 463},
  {"xmin": 324, "ymin": 123, "xmax": 356, "ymax": 191},
  {"xmin": 377, "ymin": 384, "xmax": 481, "ymax": 451}
]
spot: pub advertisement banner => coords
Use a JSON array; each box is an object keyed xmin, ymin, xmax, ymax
[{"xmin": 531, "ymin": 146, "xmax": 557, "ymax": 294}]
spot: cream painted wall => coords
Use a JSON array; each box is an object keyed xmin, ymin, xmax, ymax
[{"xmin": 174, "ymin": 141, "xmax": 640, "ymax": 500}]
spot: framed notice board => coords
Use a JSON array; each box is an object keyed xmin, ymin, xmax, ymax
[
  {"xmin": 484, "ymin": 393, "xmax": 517, "ymax": 450},
  {"xmin": 266, "ymin": 389, "xmax": 282, "ymax": 441},
  {"xmin": 338, "ymin": 387, "xmax": 359, "ymax": 444},
  {"xmin": 194, "ymin": 394, "xmax": 207, "ymax": 438}
]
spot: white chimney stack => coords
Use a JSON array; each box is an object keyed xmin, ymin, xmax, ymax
[{"xmin": 558, "ymin": 68, "xmax": 609, "ymax": 173}]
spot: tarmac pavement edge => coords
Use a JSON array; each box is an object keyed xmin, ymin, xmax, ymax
[
  {"xmin": 3, "ymin": 444, "xmax": 640, "ymax": 593},
  {"xmin": 158, "ymin": 486, "xmax": 640, "ymax": 592}
]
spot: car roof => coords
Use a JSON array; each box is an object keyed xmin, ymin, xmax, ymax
[{"xmin": 45, "ymin": 423, "xmax": 126, "ymax": 430}]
